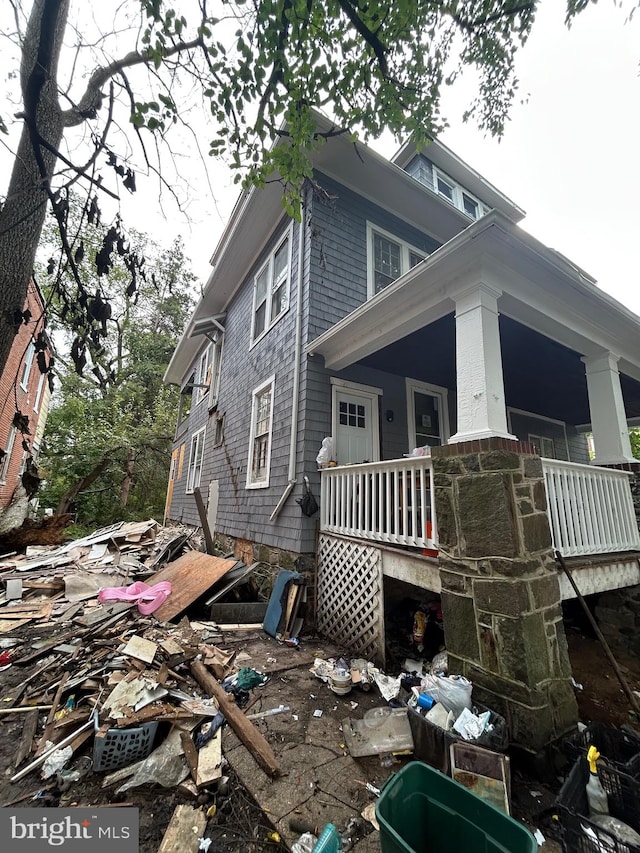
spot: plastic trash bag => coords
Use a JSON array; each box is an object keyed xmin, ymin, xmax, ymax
[
  {"xmin": 316, "ymin": 437, "xmax": 333, "ymax": 467},
  {"xmin": 117, "ymin": 728, "xmax": 188, "ymax": 793},
  {"xmin": 419, "ymin": 674, "xmax": 472, "ymax": 718}
]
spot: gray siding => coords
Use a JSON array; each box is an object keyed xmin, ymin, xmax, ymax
[
  {"xmin": 168, "ymin": 214, "xmax": 310, "ymax": 552},
  {"xmin": 305, "ymin": 172, "xmax": 441, "ymax": 343}
]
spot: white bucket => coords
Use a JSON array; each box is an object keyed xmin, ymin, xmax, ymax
[{"xmin": 329, "ymin": 668, "xmax": 352, "ymax": 695}]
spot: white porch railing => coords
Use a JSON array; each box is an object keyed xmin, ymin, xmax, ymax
[
  {"xmin": 320, "ymin": 455, "xmax": 640, "ymax": 560},
  {"xmin": 542, "ymin": 458, "xmax": 640, "ymax": 558},
  {"xmin": 320, "ymin": 457, "xmax": 437, "ymax": 551}
]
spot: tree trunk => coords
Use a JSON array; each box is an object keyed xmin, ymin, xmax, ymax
[
  {"xmin": 56, "ymin": 454, "xmax": 110, "ymax": 515},
  {"xmin": 0, "ymin": 0, "xmax": 70, "ymax": 377},
  {"xmin": 120, "ymin": 447, "xmax": 135, "ymax": 507}
]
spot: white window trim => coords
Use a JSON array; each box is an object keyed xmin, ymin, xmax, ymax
[
  {"xmin": 405, "ymin": 378, "xmax": 450, "ymax": 450},
  {"xmin": 207, "ymin": 334, "xmax": 224, "ymax": 410},
  {"xmin": 250, "ymin": 224, "xmax": 293, "ymax": 346},
  {"xmin": 20, "ymin": 342, "xmax": 35, "ymax": 391},
  {"xmin": 0, "ymin": 426, "xmax": 17, "ymax": 484},
  {"xmin": 432, "ymin": 166, "xmax": 488, "ymax": 220},
  {"xmin": 366, "ymin": 222, "xmax": 427, "ymax": 299},
  {"xmin": 246, "ymin": 375, "xmax": 275, "ymax": 489},
  {"xmin": 186, "ymin": 426, "xmax": 206, "ymax": 494},
  {"xmin": 33, "ymin": 372, "xmax": 46, "ymax": 413},
  {"xmin": 195, "ymin": 344, "xmax": 213, "ymax": 406}
]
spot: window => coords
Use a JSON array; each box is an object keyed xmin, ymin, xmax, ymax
[
  {"xmin": 195, "ymin": 345, "xmax": 212, "ymax": 405},
  {"xmin": 0, "ymin": 427, "xmax": 17, "ymax": 483},
  {"xmin": 178, "ymin": 373, "xmax": 194, "ymax": 428},
  {"xmin": 246, "ymin": 377, "xmax": 275, "ymax": 488},
  {"xmin": 207, "ymin": 335, "xmax": 224, "ymax": 409},
  {"xmin": 251, "ymin": 230, "xmax": 291, "ymax": 343},
  {"xmin": 366, "ymin": 223, "xmax": 426, "ymax": 297},
  {"xmin": 214, "ymin": 413, "xmax": 225, "ymax": 447},
  {"xmin": 406, "ymin": 379, "xmax": 450, "ymax": 450},
  {"xmin": 33, "ymin": 373, "xmax": 46, "ymax": 413},
  {"xmin": 529, "ymin": 434, "xmax": 556, "ymax": 459},
  {"xmin": 433, "ymin": 167, "xmax": 487, "ymax": 220},
  {"xmin": 186, "ymin": 427, "xmax": 205, "ymax": 493},
  {"xmin": 20, "ymin": 342, "xmax": 35, "ymax": 390},
  {"xmin": 407, "ymin": 156, "xmax": 489, "ymax": 221}
]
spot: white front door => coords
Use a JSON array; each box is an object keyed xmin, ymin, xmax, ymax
[{"xmin": 332, "ymin": 381, "xmax": 381, "ymax": 465}]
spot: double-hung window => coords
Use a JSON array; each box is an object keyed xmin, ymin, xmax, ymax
[
  {"xmin": 195, "ymin": 346, "xmax": 212, "ymax": 405},
  {"xmin": 0, "ymin": 427, "xmax": 17, "ymax": 484},
  {"xmin": 246, "ymin": 377, "xmax": 275, "ymax": 488},
  {"xmin": 186, "ymin": 426, "xmax": 205, "ymax": 493},
  {"xmin": 433, "ymin": 167, "xmax": 487, "ymax": 220},
  {"xmin": 20, "ymin": 342, "xmax": 35, "ymax": 390},
  {"xmin": 252, "ymin": 229, "xmax": 291, "ymax": 343},
  {"xmin": 366, "ymin": 223, "xmax": 426, "ymax": 297}
]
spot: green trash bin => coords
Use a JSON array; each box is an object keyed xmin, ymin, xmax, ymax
[{"xmin": 375, "ymin": 761, "xmax": 537, "ymax": 853}]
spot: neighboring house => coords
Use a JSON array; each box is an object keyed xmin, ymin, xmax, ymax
[
  {"xmin": 0, "ymin": 280, "xmax": 52, "ymax": 512},
  {"xmin": 164, "ymin": 116, "xmax": 640, "ymax": 572}
]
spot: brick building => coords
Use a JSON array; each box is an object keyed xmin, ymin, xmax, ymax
[{"xmin": 0, "ymin": 280, "xmax": 52, "ymax": 511}]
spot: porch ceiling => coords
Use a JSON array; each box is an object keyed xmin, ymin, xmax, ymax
[{"xmin": 307, "ymin": 212, "xmax": 640, "ymax": 389}]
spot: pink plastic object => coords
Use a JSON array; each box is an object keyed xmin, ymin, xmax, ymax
[{"xmin": 98, "ymin": 581, "xmax": 172, "ymax": 615}]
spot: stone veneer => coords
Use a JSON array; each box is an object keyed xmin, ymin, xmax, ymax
[{"xmin": 431, "ymin": 437, "xmax": 578, "ymax": 753}]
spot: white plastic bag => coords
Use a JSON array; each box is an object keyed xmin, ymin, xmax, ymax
[
  {"xmin": 316, "ymin": 437, "xmax": 333, "ymax": 467},
  {"xmin": 419, "ymin": 674, "xmax": 472, "ymax": 718}
]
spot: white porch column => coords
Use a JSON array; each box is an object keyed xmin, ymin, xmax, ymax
[
  {"xmin": 449, "ymin": 283, "xmax": 516, "ymax": 444},
  {"xmin": 581, "ymin": 352, "xmax": 635, "ymax": 465}
]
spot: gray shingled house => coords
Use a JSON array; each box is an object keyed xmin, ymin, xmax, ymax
[{"xmin": 164, "ymin": 117, "xmax": 640, "ymax": 750}]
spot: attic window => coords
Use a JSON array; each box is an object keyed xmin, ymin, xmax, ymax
[{"xmin": 408, "ymin": 156, "xmax": 489, "ymax": 221}]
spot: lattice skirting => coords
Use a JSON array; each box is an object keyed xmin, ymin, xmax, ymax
[{"xmin": 316, "ymin": 533, "xmax": 385, "ymax": 666}]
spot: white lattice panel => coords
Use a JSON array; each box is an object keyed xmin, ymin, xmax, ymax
[{"xmin": 316, "ymin": 534, "xmax": 385, "ymax": 665}]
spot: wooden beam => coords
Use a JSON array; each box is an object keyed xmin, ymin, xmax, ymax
[{"xmin": 190, "ymin": 660, "xmax": 280, "ymax": 778}]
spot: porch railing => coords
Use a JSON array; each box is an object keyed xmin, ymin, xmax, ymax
[
  {"xmin": 541, "ymin": 458, "xmax": 640, "ymax": 558},
  {"xmin": 320, "ymin": 457, "xmax": 437, "ymax": 551},
  {"xmin": 320, "ymin": 455, "xmax": 640, "ymax": 560}
]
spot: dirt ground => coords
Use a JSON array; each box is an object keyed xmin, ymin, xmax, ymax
[{"xmin": 1, "ymin": 610, "xmax": 640, "ymax": 853}]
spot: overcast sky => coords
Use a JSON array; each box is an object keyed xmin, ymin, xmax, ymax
[{"xmin": 156, "ymin": 2, "xmax": 640, "ymax": 318}]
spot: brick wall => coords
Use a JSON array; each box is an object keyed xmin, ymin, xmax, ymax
[{"xmin": 0, "ymin": 281, "xmax": 49, "ymax": 509}]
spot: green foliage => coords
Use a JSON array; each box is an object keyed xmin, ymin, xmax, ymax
[
  {"xmin": 37, "ymin": 219, "xmax": 196, "ymax": 526},
  {"xmin": 631, "ymin": 428, "xmax": 640, "ymax": 460}
]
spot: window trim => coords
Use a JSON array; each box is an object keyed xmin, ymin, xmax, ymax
[
  {"xmin": 433, "ymin": 166, "xmax": 488, "ymax": 220},
  {"xmin": 20, "ymin": 342, "xmax": 35, "ymax": 391},
  {"xmin": 0, "ymin": 426, "xmax": 17, "ymax": 484},
  {"xmin": 33, "ymin": 372, "xmax": 46, "ymax": 413},
  {"xmin": 207, "ymin": 334, "xmax": 224, "ymax": 410},
  {"xmin": 250, "ymin": 225, "xmax": 293, "ymax": 346},
  {"xmin": 194, "ymin": 345, "xmax": 213, "ymax": 406},
  {"xmin": 366, "ymin": 222, "xmax": 427, "ymax": 299},
  {"xmin": 186, "ymin": 426, "xmax": 206, "ymax": 494},
  {"xmin": 246, "ymin": 375, "xmax": 275, "ymax": 489},
  {"xmin": 405, "ymin": 378, "xmax": 450, "ymax": 451}
]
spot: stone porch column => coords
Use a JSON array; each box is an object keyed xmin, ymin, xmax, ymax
[
  {"xmin": 449, "ymin": 284, "xmax": 516, "ymax": 444},
  {"xmin": 582, "ymin": 352, "xmax": 635, "ymax": 465},
  {"xmin": 432, "ymin": 437, "xmax": 578, "ymax": 754}
]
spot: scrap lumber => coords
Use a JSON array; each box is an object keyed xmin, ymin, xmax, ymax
[
  {"xmin": 150, "ymin": 552, "xmax": 241, "ymax": 622},
  {"xmin": 157, "ymin": 805, "xmax": 207, "ymax": 853},
  {"xmin": 195, "ymin": 729, "xmax": 222, "ymax": 788},
  {"xmin": 179, "ymin": 732, "xmax": 199, "ymax": 784},
  {"xmin": 190, "ymin": 660, "xmax": 280, "ymax": 778},
  {"xmin": 122, "ymin": 634, "xmax": 157, "ymax": 664},
  {"xmin": 13, "ymin": 709, "xmax": 39, "ymax": 768}
]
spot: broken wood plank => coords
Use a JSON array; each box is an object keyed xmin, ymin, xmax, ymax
[
  {"xmin": 191, "ymin": 660, "xmax": 280, "ymax": 778},
  {"xmin": 179, "ymin": 732, "xmax": 199, "ymax": 784},
  {"xmin": 157, "ymin": 805, "xmax": 207, "ymax": 853},
  {"xmin": 122, "ymin": 634, "xmax": 157, "ymax": 664},
  {"xmin": 150, "ymin": 552, "xmax": 240, "ymax": 622},
  {"xmin": 195, "ymin": 728, "xmax": 222, "ymax": 788},
  {"xmin": 13, "ymin": 709, "xmax": 39, "ymax": 768},
  {"xmin": 159, "ymin": 637, "xmax": 184, "ymax": 657}
]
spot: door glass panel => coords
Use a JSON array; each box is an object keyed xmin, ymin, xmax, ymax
[{"xmin": 413, "ymin": 391, "xmax": 441, "ymax": 448}]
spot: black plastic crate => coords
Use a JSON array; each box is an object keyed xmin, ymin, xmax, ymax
[
  {"xmin": 407, "ymin": 701, "xmax": 508, "ymax": 775},
  {"xmin": 564, "ymin": 723, "xmax": 640, "ymax": 773},
  {"xmin": 556, "ymin": 755, "xmax": 640, "ymax": 853}
]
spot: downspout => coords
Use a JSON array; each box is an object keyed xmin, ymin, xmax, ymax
[{"xmin": 270, "ymin": 201, "xmax": 306, "ymax": 521}]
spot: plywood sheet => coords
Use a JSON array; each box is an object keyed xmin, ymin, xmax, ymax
[{"xmin": 151, "ymin": 552, "xmax": 239, "ymax": 621}]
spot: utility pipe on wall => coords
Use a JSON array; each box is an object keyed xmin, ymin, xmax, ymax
[{"xmin": 270, "ymin": 201, "xmax": 306, "ymax": 521}]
